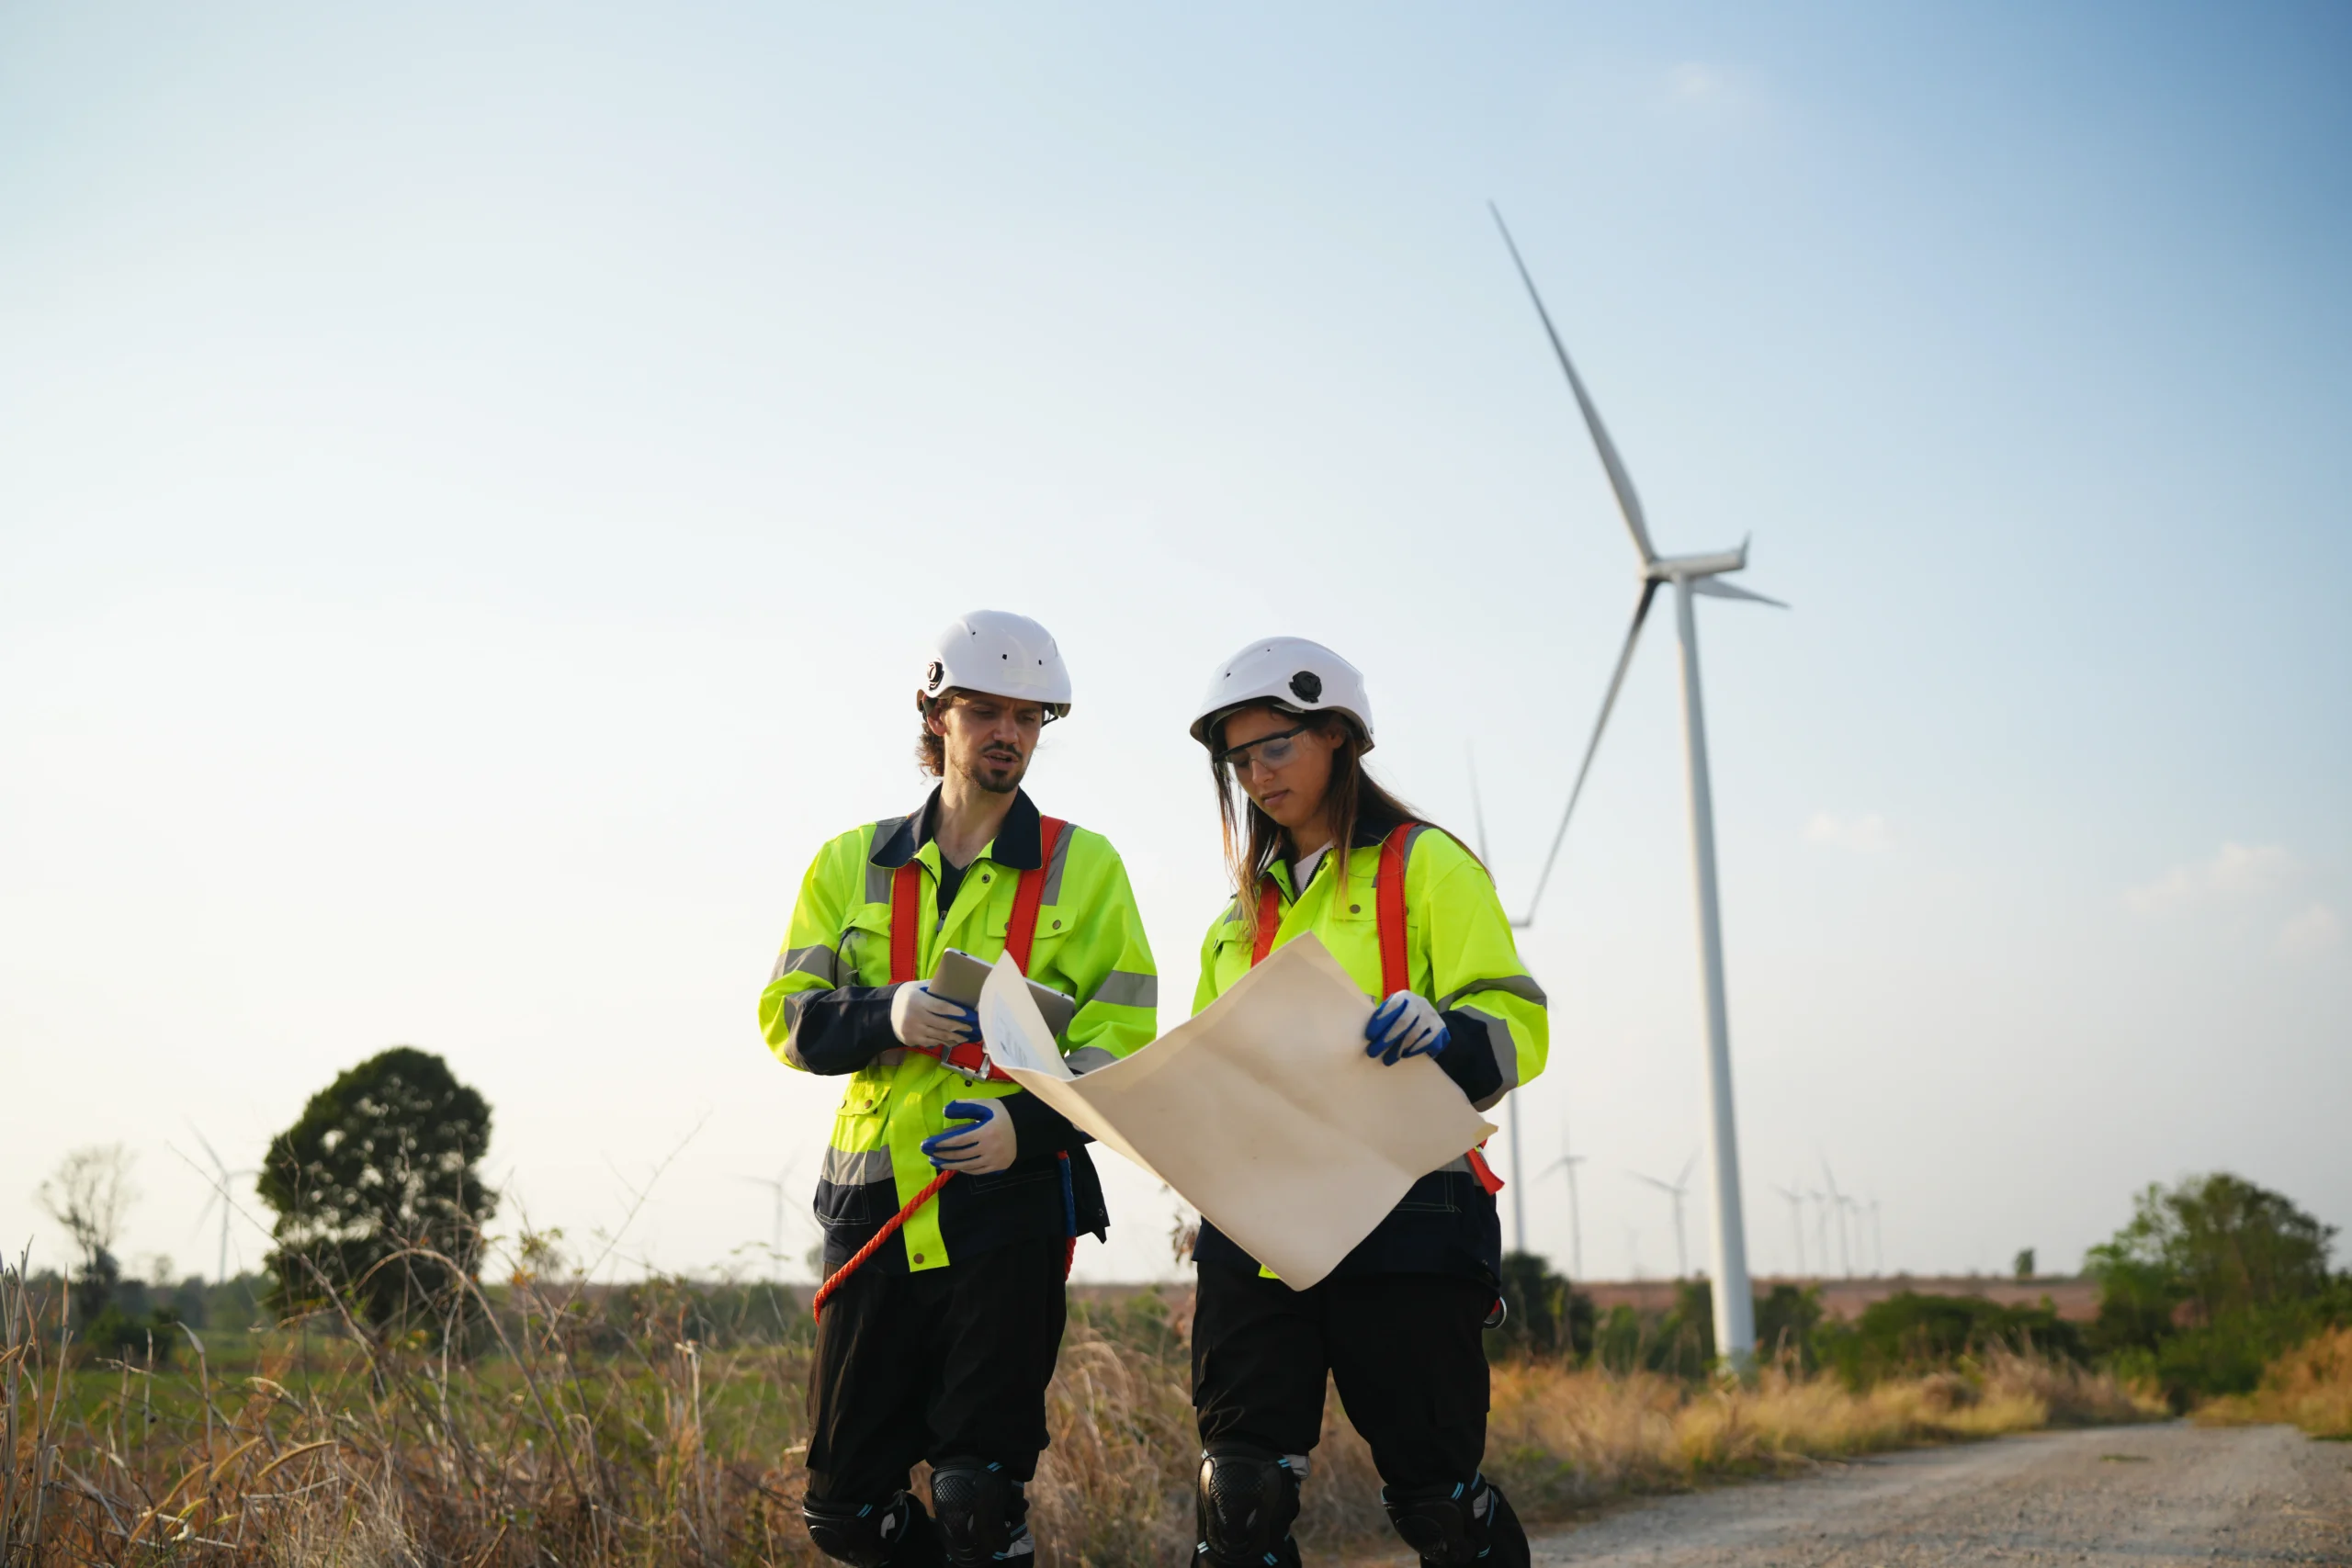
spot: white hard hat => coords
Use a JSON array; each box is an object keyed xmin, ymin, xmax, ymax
[
  {"xmin": 920, "ymin": 610, "xmax": 1073, "ymax": 716},
  {"xmin": 1191, "ymin": 637, "xmax": 1374, "ymax": 753}
]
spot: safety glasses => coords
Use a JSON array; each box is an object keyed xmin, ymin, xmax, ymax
[{"xmin": 1216, "ymin": 723, "xmax": 1311, "ymax": 773}]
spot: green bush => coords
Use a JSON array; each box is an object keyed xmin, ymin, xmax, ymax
[
  {"xmin": 2083, "ymin": 1172, "xmax": 2348, "ymax": 1409},
  {"xmin": 1816, "ymin": 1292, "xmax": 2084, "ymax": 1388},
  {"xmin": 1488, "ymin": 1251, "xmax": 1596, "ymax": 1361}
]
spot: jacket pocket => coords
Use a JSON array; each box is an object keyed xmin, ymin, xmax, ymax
[
  {"xmin": 837, "ymin": 905, "xmax": 898, "ymax": 987},
  {"xmin": 816, "ymin": 1101, "xmax": 895, "ymax": 1227}
]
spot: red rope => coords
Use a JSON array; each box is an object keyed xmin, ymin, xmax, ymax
[
  {"xmin": 811, "ymin": 1168, "xmax": 956, "ymax": 1320},
  {"xmin": 809, "ymin": 1167, "xmax": 1083, "ymax": 1320}
]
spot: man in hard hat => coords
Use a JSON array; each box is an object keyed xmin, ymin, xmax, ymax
[{"xmin": 761, "ymin": 611, "xmax": 1158, "ymax": 1568}]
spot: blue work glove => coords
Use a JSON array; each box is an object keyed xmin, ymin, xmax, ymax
[
  {"xmin": 920, "ymin": 1099, "xmax": 1019, "ymax": 1174},
  {"xmin": 1365, "ymin": 991, "xmax": 1449, "ymax": 1066}
]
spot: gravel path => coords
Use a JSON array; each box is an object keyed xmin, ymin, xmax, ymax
[{"xmin": 1526, "ymin": 1423, "xmax": 2352, "ymax": 1566}]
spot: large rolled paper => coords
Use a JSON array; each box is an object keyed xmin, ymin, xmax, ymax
[{"xmin": 977, "ymin": 935, "xmax": 1494, "ymax": 1289}]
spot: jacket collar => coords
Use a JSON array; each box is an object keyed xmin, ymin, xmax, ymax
[
  {"xmin": 1348, "ymin": 793, "xmax": 1410, "ymax": 850},
  {"xmin": 1265, "ymin": 795, "xmax": 1412, "ymax": 896},
  {"xmin": 868, "ymin": 785, "xmax": 1045, "ymax": 871}
]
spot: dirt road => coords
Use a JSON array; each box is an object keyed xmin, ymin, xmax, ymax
[{"xmin": 1529, "ymin": 1423, "xmax": 2352, "ymax": 1566}]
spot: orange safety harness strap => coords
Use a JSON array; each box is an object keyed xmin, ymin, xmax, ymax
[
  {"xmin": 1253, "ymin": 823, "xmax": 1504, "ymax": 1199},
  {"xmin": 815, "ymin": 816, "xmax": 1074, "ymax": 1319}
]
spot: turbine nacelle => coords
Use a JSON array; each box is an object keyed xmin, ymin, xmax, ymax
[{"xmin": 1648, "ymin": 546, "xmax": 1747, "ymax": 581}]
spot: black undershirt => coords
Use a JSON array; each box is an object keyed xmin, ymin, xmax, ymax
[{"xmin": 934, "ymin": 855, "xmax": 970, "ymax": 918}]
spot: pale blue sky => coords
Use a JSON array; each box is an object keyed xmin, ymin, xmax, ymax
[{"xmin": 4, "ymin": 3, "xmax": 2346, "ymax": 1287}]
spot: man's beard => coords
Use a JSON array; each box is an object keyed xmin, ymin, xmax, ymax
[{"xmin": 956, "ymin": 748, "xmax": 1029, "ymax": 795}]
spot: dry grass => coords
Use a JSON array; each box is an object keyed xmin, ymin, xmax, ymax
[
  {"xmin": 2195, "ymin": 1325, "xmax": 2352, "ymax": 1439},
  {"xmin": 3, "ymin": 1261, "xmax": 2162, "ymax": 1568}
]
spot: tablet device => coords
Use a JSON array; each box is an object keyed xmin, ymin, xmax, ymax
[{"xmin": 932, "ymin": 947, "xmax": 1078, "ymax": 1040}]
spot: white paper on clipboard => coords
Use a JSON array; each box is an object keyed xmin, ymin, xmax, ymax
[{"xmin": 977, "ymin": 936, "xmax": 1493, "ymax": 1289}]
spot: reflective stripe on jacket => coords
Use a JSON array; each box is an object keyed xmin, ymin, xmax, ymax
[
  {"xmin": 760, "ymin": 787, "xmax": 1157, "ymax": 1275},
  {"xmin": 1190, "ymin": 800, "xmax": 1548, "ymax": 1288}
]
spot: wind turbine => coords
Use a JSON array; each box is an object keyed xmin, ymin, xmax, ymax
[
  {"xmin": 736, "ymin": 1161, "xmax": 799, "ymax": 1269},
  {"xmin": 190, "ymin": 1127, "xmax": 256, "ymax": 1285},
  {"xmin": 1870, "ymin": 1198, "xmax": 1884, "ymax": 1277},
  {"xmin": 1772, "ymin": 1182, "xmax": 1808, "ymax": 1278},
  {"xmin": 1538, "ymin": 1120, "xmax": 1587, "ymax": 1280},
  {"xmin": 1808, "ymin": 1188, "xmax": 1833, "ymax": 1280},
  {"xmin": 1628, "ymin": 1153, "xmax": 1697, "ymax": 1280},
  {"xmin": 1820, "ymin": 1158, "xmax": 1854, "ymax": 1279},
  {"xmin": 1493, "ymin": 206, "xmax": 1783, "ymax": 1365}
]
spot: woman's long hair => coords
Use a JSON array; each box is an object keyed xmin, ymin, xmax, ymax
[{"xmin": 1208, "ymin": 706, "xmax": 1453, "ymax": 944}]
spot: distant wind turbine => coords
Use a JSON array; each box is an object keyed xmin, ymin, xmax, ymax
[
  {"xmin": 1628, "ymin": 1153, "xmax": 1698, "ymax": 1280},
  {"xmin": 190, "ymin": 1127, "xmax": 256, "ymax": 1285},
  {"xmin": 736, "ymin": 1160, "xmax": 800, "ymax": 1266},
  {"xmin": 1491, "ymin": 204, "xmax": 1783, "ymax": 1365},
  {"xmin": 1538, "ymin": 1120, "xmax": 1587, "ymax": 1280},
  {"xmin": 1772, "ymin": 1182, "xmax": 1808, "ymax": 1278},
  {"xmin": 1870, "ymin": 1199, "xmax": 1884, "ymax": 1277},
  {"xmin": 1820, "ymin": 1159, "xmax": 1855, "ymax": 1279}
]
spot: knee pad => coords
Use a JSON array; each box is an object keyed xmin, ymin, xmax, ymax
[
  {"xmin": 931, "ymin": 1460, "xmax": 1029, "ymax": 1566},
  {"xmin": 1195, "ymin": 1444, "xmax": 1305, "ymax": 1568},
  {"xmin": 804, "ymin": 1491, "xmax": 937, "ymax": 1568},
  {"xmin": 1383, "ymin": 1474, "xmax": 1526, "ymax": 1568}
]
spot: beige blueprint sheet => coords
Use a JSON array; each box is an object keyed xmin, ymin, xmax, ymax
[{"xmin": 978, "ymin": 935, "xmax": 1494, "ymax": 1289}]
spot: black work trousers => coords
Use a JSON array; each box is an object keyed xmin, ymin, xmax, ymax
[
  {"xmin": 1192, "ymin": 1262, "xmax": 1493, "ymax": 1490},
  {"xmin": 804, "ymin": 1236, "xmax": 1069, "ymax": 1504}
]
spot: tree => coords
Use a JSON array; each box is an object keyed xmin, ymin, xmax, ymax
[
  {"xmin": 38, "ymin": 1145, "xmax": 137, "ymax": 1326},
  {"xmin": 2088, "ymin": 1174, "xmax": 2335, "ymax": 1329},
  {"xmin": 258, "ymin": 1046, "xmax": 498, "ymax": 1332},
  {"xmin": 2084, "ymin": 1172, "xmax": 2345, "ymax": 1405}
]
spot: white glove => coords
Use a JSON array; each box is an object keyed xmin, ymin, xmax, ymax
[
  {"xmin": 922, "ymin": 1099, "xmax": 1018, "ymax": 1174},
  {"xmin": 890, "ymin": 983, "xmax": 979, "ymax": 1050},
  {"xmin": 1365, "ymin": 990, "xmax": 1450, "ymax": 1066}
]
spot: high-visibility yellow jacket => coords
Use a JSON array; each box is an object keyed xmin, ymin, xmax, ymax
[
  {"xmin": 761, "ymin": 788, "xmax": 1157, "ymax": 1275},
  {"xmin": 1192, "ymin": 801, "xmax": 1547, "ymax": 1287}
]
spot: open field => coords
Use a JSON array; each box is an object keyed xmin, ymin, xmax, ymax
[
  {"xmin": 1074, "ymin": 1276, "xmax": 2108, "ymax": 1324},
  {"xmin": 1581, "ymin": 1275, "xmax": 2106, "ymax": 1323},
  {"xmin": 5, "ymin": 1267, "xmax": 2165, "ymax": 1566}
]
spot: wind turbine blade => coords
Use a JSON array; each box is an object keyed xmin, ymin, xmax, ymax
[
  {"xmin": 1628, "ymin": 1172, "xmax": 1676, "ymax": 1194},
  {"xmin": 188, "ymin": 1122, "xmax": 225, "ymax": 1174},
  {"xmin": 1518, "ymin": 580, "xmax": 1658, "ymax": 925},
  {"xmin": 1489, "ymin": 203, "xmax": 1657, "ymax": 567},
  {"xmin": 1690, "ymin": 577, "xmax": 1788, "ymax": 608},
  {"xmin": 1677, "ymin": 1151, "xmax": 1698, "ymax": 1190}
]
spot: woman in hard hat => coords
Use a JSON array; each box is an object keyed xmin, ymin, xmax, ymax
[{"xmin": 1184, "ymin": 637, "xmax": 1548, "ymax": 1568}]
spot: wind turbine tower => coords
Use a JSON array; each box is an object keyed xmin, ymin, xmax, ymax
[{"xmin": 1493, "ymin": 206, "xmax": 1783, "ymax": 1366}]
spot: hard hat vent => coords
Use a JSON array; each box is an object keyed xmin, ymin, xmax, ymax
[{"xmin": 1289, "ymin": 671, "xmax": 1323, "ymax": 703}]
